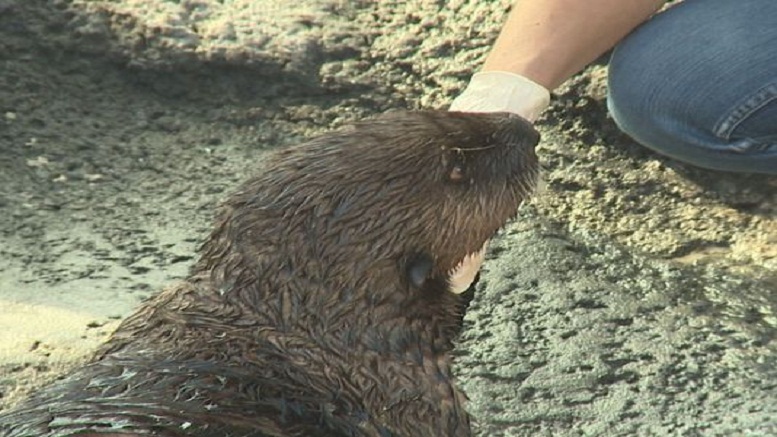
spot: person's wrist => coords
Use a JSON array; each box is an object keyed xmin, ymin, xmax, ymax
[{"xmin": 449, "ymin": 71, "xmax": 551, "ymax": 122}]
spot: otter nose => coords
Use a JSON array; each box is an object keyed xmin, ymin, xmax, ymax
[{"xmin": 496, "ymin": 112, "xmax": 541, "ymax": 149}]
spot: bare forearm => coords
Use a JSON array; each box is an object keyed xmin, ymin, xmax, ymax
[{"xmin": 483, "ymin": 0, "xmax": 666, "ymax": 90}]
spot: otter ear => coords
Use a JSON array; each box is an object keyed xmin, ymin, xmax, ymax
[{"xmin": 406, "ymin": 253, "xmax": 434, "ymax": 288}]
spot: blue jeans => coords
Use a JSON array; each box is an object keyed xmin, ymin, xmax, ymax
[{"xmin": 607, "ymin": 0, "xmax": 777, "ymax": 175}]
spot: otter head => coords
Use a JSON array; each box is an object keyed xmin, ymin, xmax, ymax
[
  {"xmin": 198, "ymin": 110, "xmax": 539, "ymax": 349},
  {"xmin": 282, "ymin": 110, "xmax": 538, "ymax": 293}
]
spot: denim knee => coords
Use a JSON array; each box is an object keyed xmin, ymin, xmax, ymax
[{"xmin": 606, "ymin": 0, "xmax": 777, "ymax": 175}]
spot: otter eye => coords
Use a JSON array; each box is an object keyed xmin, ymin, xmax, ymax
[
  {"xmin": 449, "ymin": 164, "xmax": 465, "ymax": 183},
  {"xmin": 441, "ymin": 148, "xmax": 468, "ymax": 184}
]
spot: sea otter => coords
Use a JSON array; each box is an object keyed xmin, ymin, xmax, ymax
[{"xmin": 0, "ymin": 110, "xmax": 540, "ymax": 436}]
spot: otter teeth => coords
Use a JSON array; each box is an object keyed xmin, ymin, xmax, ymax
[{"xmin": 448, "ymin": 243, "xmax": 488, "ymax": 294}]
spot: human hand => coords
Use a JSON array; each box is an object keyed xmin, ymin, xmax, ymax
[{"xmin": 449, "ymin": 71, "xmax": 551, "ymax": 122}]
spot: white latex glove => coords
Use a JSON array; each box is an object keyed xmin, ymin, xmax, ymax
[{"xmin": 449, "ymin": 71, "xmax": 551, "ymax": 122}]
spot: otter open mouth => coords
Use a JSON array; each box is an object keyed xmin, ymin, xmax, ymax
[{"xmin": 447, "ymin": 242, "xmax": 488, "ymax": 294}]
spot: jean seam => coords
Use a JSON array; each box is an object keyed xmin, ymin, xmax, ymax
[
  {"xmin": 714, "ymin": 81, "xmax": 777, "ymax": 141},
  {"xmin": 726, "ymin": 138, "xmax": 777, "ymax": 154}
]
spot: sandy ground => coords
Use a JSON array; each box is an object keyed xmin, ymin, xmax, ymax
[{"xmin": 0, "ymin": 0, "xmax": 775, "ymax": 435}]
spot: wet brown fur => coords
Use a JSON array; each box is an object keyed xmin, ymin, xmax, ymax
[{"xmin": 0, "ymin": 110, "xmax": 539, "ymax": 436}]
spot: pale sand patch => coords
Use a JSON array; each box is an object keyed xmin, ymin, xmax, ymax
[{"xmin": 0, "ymin": 300, "xmax": 118, "ymax": 409}]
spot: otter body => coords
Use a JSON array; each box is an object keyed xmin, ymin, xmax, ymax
[{"xmin": 0, "ymin": 111, "xmax": 539, "ymax": 436}]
